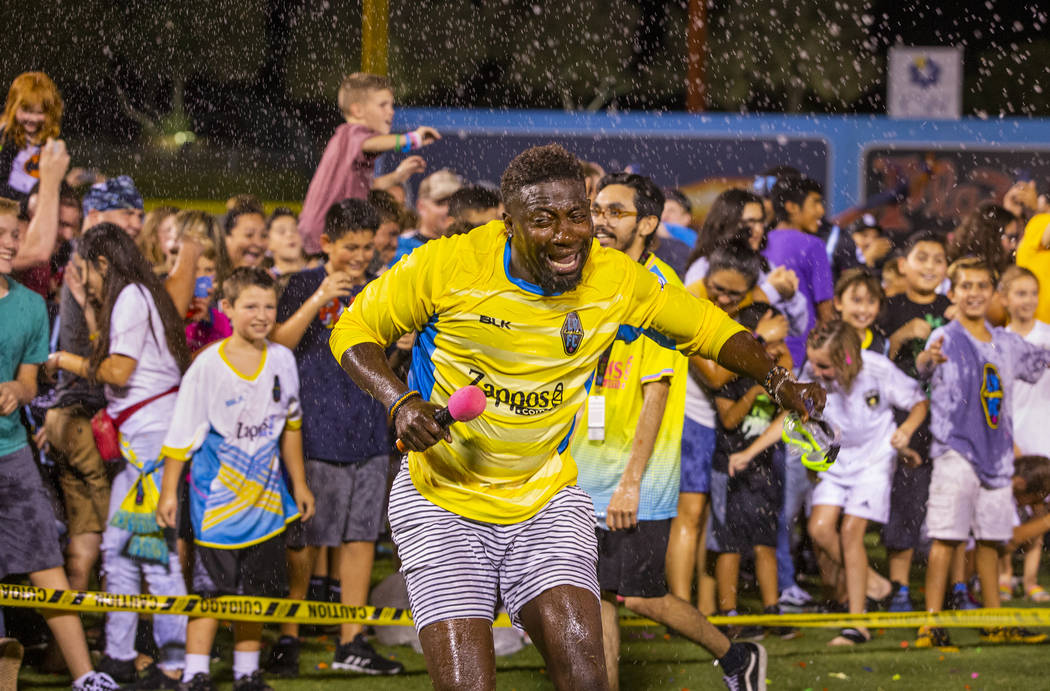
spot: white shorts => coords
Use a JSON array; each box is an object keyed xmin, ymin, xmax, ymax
[
  {"xmin": 925, "ymin": 449, "xmax": 1015, "ymax": 542},
  {"xmin": 811, "ymin": 467, "xmax": 892, "ymax": 524},
  {"xmin": 388, "ymin": 464, "xmax": 599, "ymax": 631}
]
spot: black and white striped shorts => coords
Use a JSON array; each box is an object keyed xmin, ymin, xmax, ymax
[{"xmin": 388, "ymin": 464, "xmax": 600, "ymax": 631}]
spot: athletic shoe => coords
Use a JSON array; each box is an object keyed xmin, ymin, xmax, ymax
[
  {"xmin": 887, "ymin": 583, "xmax": 914, "ymax": 613},
  {"xmin": 914, "ymin": 625, "xmax": 952, "ymax": 648},
  {"xmin": 979, "ymin": 626, "xmax": 1049, "ymax": 644},
  {"xmin": 72, "ymin": 672, "xmax": 120, "ymax": 690},
  {"xmin": 123, "ymin": 663, "xmax": 181, "ymax": 689},
  {"xmin": 778, "ymin": 584, "xmax": 813, "ymax": 611},
  {"xmin": 177, "ymin": 673, "xmax": 215, "ymax": 691},
  {"xmin": 96, "ymin": 655, "xmax": 137, "ymax": 684},
  {"xmin": 717, "ymin": 610, "xmax": 765, "ymax": 642},
  {"xmin": 719, "ymin": 642, "xmax": 767, "ymax": 691},
  {"xmin": 332, "ymin": 634, "xmax": 405, "ymax": 675},
  {"xmin": 1028, "ymin": 585, "xmax": 1050, "ymax": 603},
  {"xmin": 763, "ymin": 605, "xmax": 800, "ymax": 640},
  {"xmin": 232, "ymin": 670, "xmax": 273, "ymax": 691},
  {"xmin": 264, "ymin": 635, "xmax": 300, "ymax": 677},
  {"xmin": 949, "ymin": 583, "xmax": 978, "ymax": 611}
]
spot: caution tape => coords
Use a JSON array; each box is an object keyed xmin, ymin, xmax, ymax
[{"xmin": 3, "ymin": 584, "xmax": 1050, "ymax": 629}]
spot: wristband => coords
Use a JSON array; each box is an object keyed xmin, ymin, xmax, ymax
[
  {"xmin": 400, "ymin": 133, "xmax": 413, "ymax": 153},
  {"xmin": 407, "ymin": 131, "xmax": 422, "ymax": 150},
  {"xmin": 394, "ymin": 134, "xmax": 401, "ymax": 152},
  {"xmin": 388, "ymin": 390, "xmax": 422, "ymax": 426},
  {"xmin": 762, "ymin": 365, "xmax": 792, "ymax": 405}
]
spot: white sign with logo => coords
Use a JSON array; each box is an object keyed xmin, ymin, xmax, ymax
[{"xmin": 887, "ymin": 46, "xmax": 963, "ymax": 120}]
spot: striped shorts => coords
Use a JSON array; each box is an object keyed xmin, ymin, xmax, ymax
[{"xmin": 388, "ymin": 464, "xmax": 600, "ymax": 631}]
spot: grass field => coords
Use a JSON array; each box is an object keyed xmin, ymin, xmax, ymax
[{"xmin": 15, "ymin": 540, "xmax": 1050, "ymax": 690}]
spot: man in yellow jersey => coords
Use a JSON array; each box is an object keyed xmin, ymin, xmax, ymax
[
  {"xmin": 573, "ymin": 172, "xmax": 743, "ymax": 691},
  {"xmin": 330, "ymin": 145, "xmax": 825, "ymax": 691}
]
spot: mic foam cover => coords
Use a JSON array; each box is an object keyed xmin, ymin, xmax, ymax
[{"xmin": 447, "ymin": 385, "xmax": 486, "ymax": 422}]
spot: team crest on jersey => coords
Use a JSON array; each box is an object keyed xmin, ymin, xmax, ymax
[
  {"xmin": 980, "ymin": 362, "xmax": 1002, "ymax": 429},
  {"xmin": 560, "ymin": 311, "xmax": 584, "ymax": 355},
  {"xmin": 272, "ymin": 375, "xmax": 281, "ymax": 403},
  {"xmin": 864, "ymin": 389, "xmax": 880, "ymax": 408}
]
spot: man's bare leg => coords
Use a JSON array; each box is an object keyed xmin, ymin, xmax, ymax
[
  {"xmin": 417, "ymin": 618, "xmax": 496, "ymax": 691},
  {"xmin": 622, "ymin": 593, "xmax": 730, "ymax": 657},
  {"xmin": 518, "ymin": 585, "xmax": 608, "ymax": 691},
  {"xmin": 599, "ymin": 594, "xmax": 621, "ymax": 690}
]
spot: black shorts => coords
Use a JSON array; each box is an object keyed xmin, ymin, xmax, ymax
[
  {"xmin": 707, "ymin": 461, "xmax": 783, "ymax": 554},
  {"xmin": 192, "ymin": 534, "xmax": 288, "ymax": 599},
  {"xmin": 883, "ymin": 461, "xmax": 933, "ymax": 551},
  {"xmin": 597, "ymin": 519, "xmax": 670, "ymax": 598}
]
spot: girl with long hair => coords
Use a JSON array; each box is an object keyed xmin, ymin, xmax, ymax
[
  {"xmin": 0, "ymin": 72, "xmax": 63, "ymax": 197},
  {"xmin": 47, "ymin": 224, "xmax": 190, "ymax": 684}
]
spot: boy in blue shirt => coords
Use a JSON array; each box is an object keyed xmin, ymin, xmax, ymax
[{"xmin": 268, "ymin": 198, "xmax": 402, "ymax": 676}]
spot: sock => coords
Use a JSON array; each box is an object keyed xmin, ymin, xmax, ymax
[
  {"xmin": 73, "ymin": 673, "xmax": 92, "ymax": 686},
  {"xmin": 952, "ymin": 581, "xmax": 967, "ymax": 592},
  {"xmin": 233, "ymin": 650, "xmax": 260, "ymax": 680},
  {"xmin": 183, "ymin": 654, "xmax": 210, "ymax": 682},
  {"xmin": 718, "ymin": 642, "xmax": 749, "ymax": 675}
]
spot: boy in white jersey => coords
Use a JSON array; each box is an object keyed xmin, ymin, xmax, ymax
[{"xmin": 157, "ymin": 267, "xmax": 314, "ymax": 691}]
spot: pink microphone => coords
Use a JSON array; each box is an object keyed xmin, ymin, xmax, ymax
[{"xmin": 395, "ymin": 385, "xmax": 486, "ymax": 453}]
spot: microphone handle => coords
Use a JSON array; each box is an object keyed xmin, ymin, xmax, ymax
[{"xmin": 395, "ymin": 405, "xmax": 453, "ymax": 454}]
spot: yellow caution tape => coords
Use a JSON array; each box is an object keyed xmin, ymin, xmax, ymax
[{"xmin": 3, "ymin": 584, "xmax": 1050, "ymax": 629}]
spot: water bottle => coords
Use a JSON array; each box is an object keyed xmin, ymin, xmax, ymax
[{"xmin": 782, "ymin": 413, "xmax": 841, "ymax": 472}]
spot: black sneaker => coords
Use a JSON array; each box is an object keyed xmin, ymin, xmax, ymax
[
  {"xmin": 763, "ymin": 605, "xmax": 800, "ymax": 640},
  {"xmin": 232, "ymin": 670, "xmax": 273, "ymax": 691},
  {"xmin": 177, "ymin": 673, "xmax": 215, "ymax": 691},
  {"xmin": 96, "ymin": 655, "xmax": 137, "ymax": 684},
  {"xmin": 264, "ymin": 635, "xmax": 300, "ymax": 678},
  {"xmin": 124, "ymin": 663, "xmax": 181, "ymax": 689},
  {"xmin": 717, "ymin": 610, "xmax": 765, "ymax": 642},
  {"xmin": 719, "ymin": 641, "xmax": 767, "ymax": 691},
  {"xmin": 332, "ymin": 634, "xmax": 405, "ymax": 675}
]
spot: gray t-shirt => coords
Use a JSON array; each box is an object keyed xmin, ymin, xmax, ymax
[{"xmin": 53, "ymin": 284, "xmax": 106, "ymax": 411}]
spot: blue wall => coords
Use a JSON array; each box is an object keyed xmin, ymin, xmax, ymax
[{"xmin": 390, "ymin": 108, "xmax": 1050, "ymax": 216}]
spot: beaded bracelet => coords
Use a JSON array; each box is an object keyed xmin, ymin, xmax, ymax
[
  {"xmin": 762, "ymin": 365, "xmax": 791, "ymax": 405},
  {"xmin": 388, "ymin": 390, "xmax": 422, "ymax": 426}
]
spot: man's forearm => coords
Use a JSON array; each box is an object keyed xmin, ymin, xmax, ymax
[
  {"xmin": 714, "ymin": 331, "xmax": 777, "ymax": 385},
  {"xmin": 339, "ymin": 342, "xmax": 409, "ymax": 409}
]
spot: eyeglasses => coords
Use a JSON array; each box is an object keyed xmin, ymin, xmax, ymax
[
  {"xmin": 591, "ymin": 206, "xmax": 638, "ymax": 221},
  {"xmin": 705, "ymin": 279, "xmax": 748, "ymax": 302}
]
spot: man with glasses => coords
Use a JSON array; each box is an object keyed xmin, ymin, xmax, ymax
[{"xmin": 576, "ymin": 173, "xmax": 761, "ymax": 690}]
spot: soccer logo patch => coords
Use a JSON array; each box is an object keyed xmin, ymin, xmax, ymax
[
  {"xmin": 273, "ymin": 375, "xmax": 282, "ymax": 403},
  {"xmin": 560, "ymin": 311, "xmax": 584, "ymax": 355},
  {"xmin": 980, "ymin": 363, "xmax": 1002, "ymax": 429},
  {"xmin": 864, "ymin": 390, "xmax": 880, "ymax": 408}
]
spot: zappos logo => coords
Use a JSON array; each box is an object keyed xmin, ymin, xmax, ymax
[{"xmin": 980, "ymin": 363, "xmax": 1003, "ymax": 429}]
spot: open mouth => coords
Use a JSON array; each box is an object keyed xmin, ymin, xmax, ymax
[{"xmin": 547, "ymin": 250, "xmax": 581, "ymax": 275}]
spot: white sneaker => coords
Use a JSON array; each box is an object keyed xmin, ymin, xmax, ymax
[
  {"xmin": 72, "ymin": 671, "xmax": 120, "ymax": 690},
  {"xmin": 778, "ymin": 584, "xmax": 813, "ymax": 610}
]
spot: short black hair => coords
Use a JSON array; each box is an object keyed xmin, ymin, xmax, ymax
[
  {"xmin": 448, "ymin": 185, "xmax": 501, "ymax": 221},
  {"xmin": 324, "ymin": 198, "xmax": 379, "ymax": 240},
  {"xmin": 267, "ymin": 206, "xmax": 297, "ymax": 228},
  {"xmin": 736, "ymin": 302, "xmax": 780, "ymax": 331},
  {"xmin": 664, "ymin": 188, "xmax": 692, "ymax": 215},
  {"xmin": 221, "ymin": 266, "xmax": 277, "ymax": 305},
  {"xmin": 596, "ymin": 172, "xmax": 665, "ymax": 250},
  {"xmin": 367, "ymin": 189, "xmax": 403, "ymax": 225},
  {"xmin": 500, "ymin": 144, "xmax": 584, "ymax": 208},
  {"xmin": 707, "ymin": 237, "xmax": 764, "ymax": 289},
  {"xmin": 903, "ymin": 229, "xmax": 947, "ymax": 256},
  {"xmin": 772, "ymin": 176, "xmax": 823, "ymax": 223}
]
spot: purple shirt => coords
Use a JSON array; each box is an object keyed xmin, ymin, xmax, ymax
[
  {"xmin": 763, "ymin": 228, "xmax": 833, "ymax": 366},
  {"xmin": 928, "ymin": 320, "xmax": 1050, "ymax": 487}
]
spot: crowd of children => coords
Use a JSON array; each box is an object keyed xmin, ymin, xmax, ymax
[{"xmin": 1, "ymin": 66, "xmax": 1050, "ymax": 691}]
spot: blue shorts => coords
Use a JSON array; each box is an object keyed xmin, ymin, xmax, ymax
[{"xmin": 679, "ymin": 417, "xmax": 715, "ymax": 494}]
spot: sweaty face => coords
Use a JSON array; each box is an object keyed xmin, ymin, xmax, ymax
[
  {"xmin": 834, "ymin": 283, "xmax": 879, "ymax": 331},
  {"xmin": 592, "ymin": 184, "xmax": 644, "ymax": 254},
  {"xmin": 505, "ymin": 179, "xmax": 592, "ymax": 295},
  {"xmin": 322, "ymin": 229, "xmax": 375, "ymax": 283},
  {"xmin": 806, "ymin": 344, "xmax": 838, "ymax": 384}
]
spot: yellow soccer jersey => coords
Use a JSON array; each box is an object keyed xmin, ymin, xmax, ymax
[
  {"xmin": 330, "ymin": 220, "xmax": 744, "ymax": 523},
  {"xmin": 572, "ymin": 254, "xmax": 688, "ymax": 521}
]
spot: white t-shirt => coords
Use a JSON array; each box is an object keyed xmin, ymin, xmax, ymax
[
  {"xmin": 1008, "ymin": 320, "xmax": 1050, "ymax": 456},
  {"xmin": 802, "ymin": 351, "xmax": 924, "ymax": 482},
  {"xmin": 105, "ymin": 284, "xmax": 181, "ymax": 437}
]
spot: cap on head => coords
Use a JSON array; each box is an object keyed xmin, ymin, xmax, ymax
[
  {"xmin": 419, "ymin": 169, "xmax": 464, "ymax": 202},
  {"xmin": 82, "ymin": 175, "xmax": 143, "ymax": 215}
]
